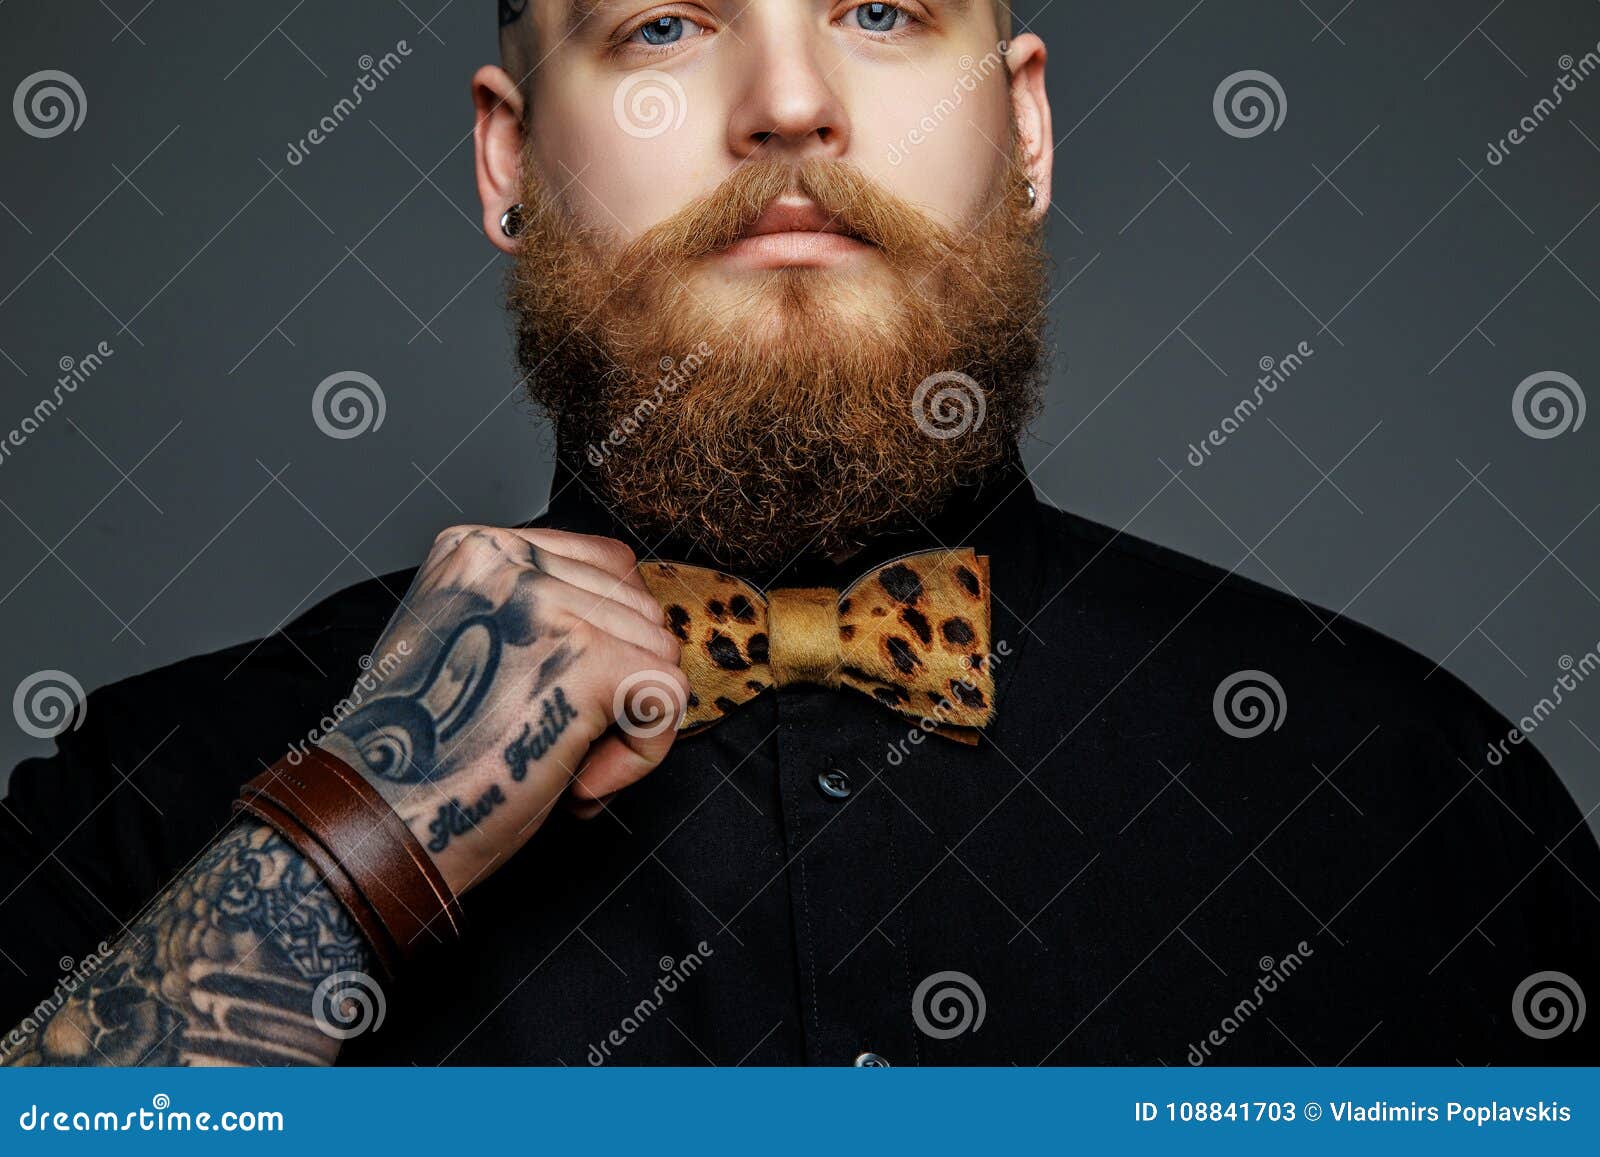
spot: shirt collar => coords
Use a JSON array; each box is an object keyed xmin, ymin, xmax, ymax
[{"xmin": 533, "ymin": 444, "xmax": 1050, "ymax": 605}]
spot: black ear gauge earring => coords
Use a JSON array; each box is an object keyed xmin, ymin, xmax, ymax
[{"xmin": 499, "ymin": 203, "xmax": 524, "ymax": 238}]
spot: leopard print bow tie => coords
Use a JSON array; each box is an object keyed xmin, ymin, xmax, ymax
[{"xmin": 638, "ymin": 547, "xmax": 995, "ymax": 744}]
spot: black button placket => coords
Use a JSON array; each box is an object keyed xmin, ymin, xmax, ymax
[{"xmin": 773, "ymin": 684, "xmax": 919, "ymax": 1066}]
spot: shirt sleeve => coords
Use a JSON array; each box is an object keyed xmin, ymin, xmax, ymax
[
  {"xmin": 0, "ymin": 687, "xmax": 161, "ymax": 1037},
  {"xmin": 1441, "ymin": 675, "xmax": 1600, "ymax": 1062},
  {"xmin": 0, "ymin": 580, "xmax": 396, "ymax": 1046}
]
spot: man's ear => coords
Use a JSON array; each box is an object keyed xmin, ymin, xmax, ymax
[
  {"xmin": 1005, "ymin": 34, "xmax": 1052, "ymax": 221},
  {"xmin": 472, "ymin": 65, "xmax": 527, "ymax": 255}
]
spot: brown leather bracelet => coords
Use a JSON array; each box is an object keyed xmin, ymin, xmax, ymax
[
  {"xmin": 235, "ymin": 747, "xmax": 464, "ymax": 978},
  {"xmin": 237, "ymin": 792, "xmax": 404, "ymax": 980}
]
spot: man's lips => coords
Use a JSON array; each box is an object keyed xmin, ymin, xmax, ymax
[
  {"xmin": 717, "ymin": 198, "xmax": 873, "ymax": 269},
  {"xmin": 743, "ymin": 199, "xmax": 856, "ymax": 239}
]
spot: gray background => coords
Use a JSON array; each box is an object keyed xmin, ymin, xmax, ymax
[{"xmin": 0, "ymin": 0, "xmax": 1596, "ymax": 842}]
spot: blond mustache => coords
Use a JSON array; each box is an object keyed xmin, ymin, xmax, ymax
[{"xmin": 614, "ymin": 157, "xmax": 972, "ymax": 277}]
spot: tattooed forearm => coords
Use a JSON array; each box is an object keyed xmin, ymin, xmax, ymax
[{"xmin": 1, "ymin": 820, "xmax": 370, "ymax": 1067}]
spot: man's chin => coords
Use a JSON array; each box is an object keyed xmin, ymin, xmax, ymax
[{"xmin": 678, "ymin": 260, "xmax": 906, "ymax": 342}]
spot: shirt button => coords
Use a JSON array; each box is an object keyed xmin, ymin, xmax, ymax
[
  {"xmin": 853, "ymin": 1051, "xmax": 890, "ymax": 1067},
  {"xmin": 816, "ymin": 769, "xmax": 852, "ymax": 800}
]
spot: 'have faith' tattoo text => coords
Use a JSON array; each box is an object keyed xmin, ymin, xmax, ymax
[
  {"xmin": 424, "ymin": 687, "xmax": 579, "ymax": 854},
  {"xmin": 505, "ymin": 686, "xmax": 578, "ymax": 781}
]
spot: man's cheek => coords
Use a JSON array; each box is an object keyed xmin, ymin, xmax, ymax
[
  {"xmin": 534, "ymin": 77, "xmax": 729, "ymax": 238},
  {"xmin": 855, "ymin": 72, "xmax": 1011, "ymax": 226}
]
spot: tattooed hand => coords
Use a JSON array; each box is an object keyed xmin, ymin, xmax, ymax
[
  {"xmin": 315, "ymin": 527, "xmax": 689, "ymax": 896},
  {"xmin": 0, "ymin": 528, "xmax": 685, "ymax": 1067}
]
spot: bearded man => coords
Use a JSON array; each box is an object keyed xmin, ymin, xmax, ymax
[{"xmin": 1, "ymin": 0, "xmax": 1595, "ymax": 1067}]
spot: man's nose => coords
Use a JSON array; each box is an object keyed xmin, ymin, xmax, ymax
[{"xmin": 725, "ymin": 25, "xmax": 850, "ymax": 161}]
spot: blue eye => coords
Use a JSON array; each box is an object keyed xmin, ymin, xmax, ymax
[
  {"xmin": 638, "ymin": 16, "xmax": 684, "ymax": 44},
  {"xmin": 853, "ymin": 2, "xmax": 904, "ymax": 32}
]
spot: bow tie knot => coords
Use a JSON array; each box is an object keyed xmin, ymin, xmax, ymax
[
  {"xmin": 638, "ymin": 547, "xmax": 995, "ymax": 744},
  {"xmin": 766, "ymin": 587, "xmax": 843, "ymax": 688}
]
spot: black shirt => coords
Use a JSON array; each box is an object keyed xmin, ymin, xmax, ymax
[{"xmin": 2, "ymin": 457, "xmax": 1596, "ymax": 1065}]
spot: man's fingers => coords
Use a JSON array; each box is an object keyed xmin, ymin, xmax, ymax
[
  {"xmin": 504, "ymin": 527, "xmax": 642, "ymax": 582},
  {"xmin": 569, "ymin": 734, "xmax": 660, "ymax": 803},
  {"xmin": 565, "ymin": 791, "xmax": 616, "ymax": 821},
  {"xmin": 523, "ymin": 574, "xmax": 679, "ymax": 661},
  {"xmin": 529, "ymin": 550, "xmax": 666, "ymax": 627},
  {"xmin": 566, "ymin": 656, "xmax": 689, "ymax": 802}
]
